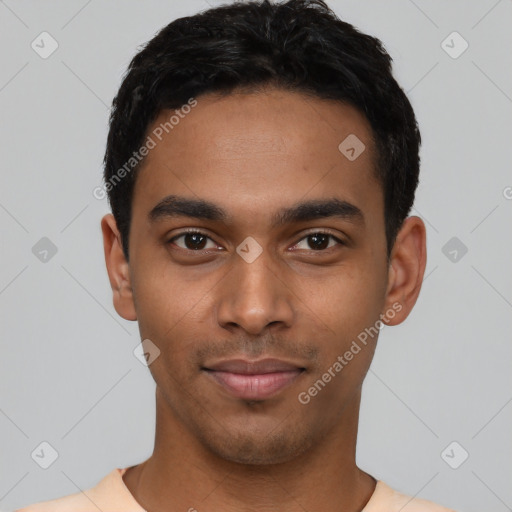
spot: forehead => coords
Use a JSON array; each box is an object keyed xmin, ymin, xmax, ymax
[{"xmin": 132, "ymin": 88, "xmax": 382, "ymax": 229}]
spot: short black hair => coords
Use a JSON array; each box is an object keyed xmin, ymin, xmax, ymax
[{"xmin": 103, "ymin": 0, "xmax": 421, "ymax": 262}]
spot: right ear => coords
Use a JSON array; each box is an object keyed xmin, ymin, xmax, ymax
[{"xmin": 101, "ymin": 213, "xmax": 137, "ymax": 321}]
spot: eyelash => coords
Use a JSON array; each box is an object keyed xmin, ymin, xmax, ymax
[{"xmin": 167, "ymin": 229, "xmax": 346, "ymax": 253}]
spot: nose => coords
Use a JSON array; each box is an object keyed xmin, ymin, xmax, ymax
[{"xmin": 215, "ymin": 244, "xmax": 295, "ymax": 336}]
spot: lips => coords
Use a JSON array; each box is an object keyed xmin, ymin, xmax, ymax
[
  {"xmin": 202, "ymin": 358, "xmax": 305, "ymax": 400},
  {"xmin": 204, "ymin": 358, "xmax": 303, "ymax": 374}
]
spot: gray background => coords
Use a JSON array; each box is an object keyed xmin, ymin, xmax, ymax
[{"xmin": 1, "ymin": 1, "xmax": 511, "ymax": 511}]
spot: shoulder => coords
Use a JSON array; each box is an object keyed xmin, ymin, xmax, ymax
[
  {"xmin": 15, "ymin": 490, "xmax": 92, "ymax": 512},
  {"xmin": 14, "ymin": 467, "xmax": 143, "ymax": 512},
  {"xmin": 364, "ymin": 480, "xmax": 457, "ymax": 512}
]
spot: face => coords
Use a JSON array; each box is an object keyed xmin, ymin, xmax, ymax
[{"xmin": 103, "ymin": 88, "xmax": 424, "ymax": 466}]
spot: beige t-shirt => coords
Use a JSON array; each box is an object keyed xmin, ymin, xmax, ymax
[{"xmin": 16, "ymin": 467, "xmax": 456, "ymax": 511}]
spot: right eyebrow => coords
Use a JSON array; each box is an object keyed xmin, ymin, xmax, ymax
[{"xmin": 148, "ymin": 195, "xmax": 227, "ymax": 224}]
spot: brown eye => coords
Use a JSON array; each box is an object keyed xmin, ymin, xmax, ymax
[
  {"xmin": 293, "ymin": 232, "xmax": 344, "ymax": 251},
  {"xmin": 169, "ymin": 231, "xmax": 217, "ymax": 251}
]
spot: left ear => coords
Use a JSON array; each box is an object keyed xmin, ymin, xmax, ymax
[{"xmin": 381, "ymin": 216, "xmax": 427, "ymax": 326}]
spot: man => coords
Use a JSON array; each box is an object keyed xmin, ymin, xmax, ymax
[{"xmin": 17, "ymin": 0, "xmax": 456, "ymax": 510}]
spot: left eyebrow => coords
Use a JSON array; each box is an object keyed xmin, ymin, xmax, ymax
[
  {"xmin": 148, "ymin": 195, "xmax": 364, "ymax": 227},
  {"xmin": 270, "ymin": 197, "xmax": 365, "ymax": 228}
]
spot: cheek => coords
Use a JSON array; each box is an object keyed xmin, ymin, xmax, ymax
[
  {"xmin": 131, "ymin": 261, "xmax": 212, "ymax": 337},
  {"xmin": 305, "ymin": 268, "xmax": 385, "ymax": 391},
  {"xmin": 130, "ymin": 269, "xmax": 220, "ymax": 392},
  {"xmin": 298, "ymin": 282, "xmax": 381, "ymax": 411},
  {"xmin": 311, "ymin": 264, "xmax": 385, "ymax": 333}
]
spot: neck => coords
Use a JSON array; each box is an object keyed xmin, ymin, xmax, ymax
[{"xmin": 123, "ymin": 387, "xmax": 376, "ymax": 512}]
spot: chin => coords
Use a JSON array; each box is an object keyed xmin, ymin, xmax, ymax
[{"xmin": 199, "ymin": 422, "xmax": 315, "ymax": 466}]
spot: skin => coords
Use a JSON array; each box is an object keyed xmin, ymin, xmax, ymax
[{"xmin": 101, "ymin": 87, "xmax": 427, "ymax": 512}]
